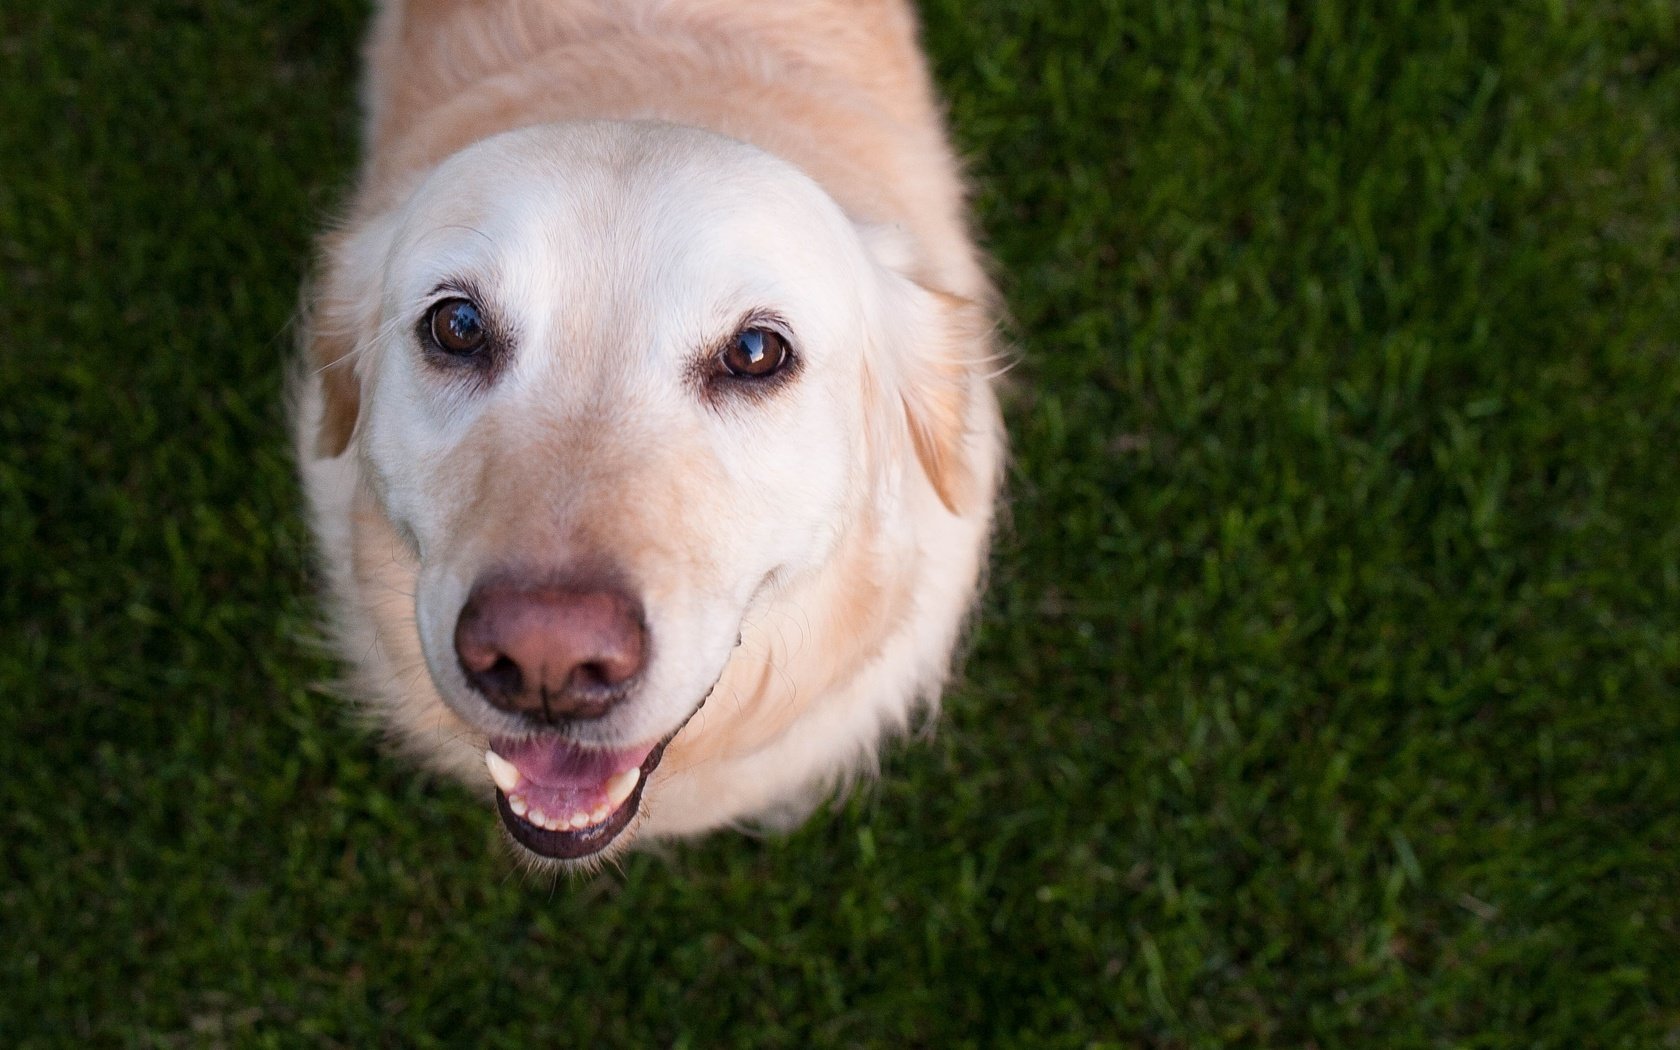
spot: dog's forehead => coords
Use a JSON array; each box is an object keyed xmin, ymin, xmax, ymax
[{"xmin": 392, "ymin": 122, "xmax": 860, "ymax": 300}]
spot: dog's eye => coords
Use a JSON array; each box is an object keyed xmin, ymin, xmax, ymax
[
  {"xmin": 427, "ymin": 298, "xmax": 488, "ymax": 356},
  {"xmin": 720, "ymin": 327, "xmax": 790, "ymax": 378}
]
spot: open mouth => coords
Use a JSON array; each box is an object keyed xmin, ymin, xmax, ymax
[{"xmin": 484, "ymin": 734, "xmax": 671, "ymax": 860}]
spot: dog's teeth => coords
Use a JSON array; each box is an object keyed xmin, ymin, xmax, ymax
[
  {"xmin": 484, "ymin": 750, "xmax": 521, "ymax": 794},
  {"xmin": 502, "ymin": 764, "xmax": 642, "ymax": 832},
  {"xmin": 605, "ymin": 767, "xmax": 640, "ymax": 807}
]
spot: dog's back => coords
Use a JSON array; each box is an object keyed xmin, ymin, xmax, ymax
[{"xmin": 350, "ymin": 0, "xmax": 986, "ymax": 297}]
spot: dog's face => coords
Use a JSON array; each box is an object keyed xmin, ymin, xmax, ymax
[{"xmin": 304, "ymin": 123, "xmax": 982, "ymax": 864}]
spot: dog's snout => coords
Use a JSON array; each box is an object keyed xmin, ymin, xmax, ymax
[{"xmin": 454, "ymin": 579, "xmax": 646, "ymax": 720}]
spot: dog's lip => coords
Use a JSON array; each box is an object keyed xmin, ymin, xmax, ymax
[{"xmin": 494, "ymin": 739, "xmax": 668, "ymax": 860}]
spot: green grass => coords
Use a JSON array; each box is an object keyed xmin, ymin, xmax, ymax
[{"xmin": 4, "ymin": 0, "xmax": 1678, "ymax": 1044}]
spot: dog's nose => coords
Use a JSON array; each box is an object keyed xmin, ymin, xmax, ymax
[{"xmin": 454, "ymin": 579, "xmax": 646, "ymax": 721}]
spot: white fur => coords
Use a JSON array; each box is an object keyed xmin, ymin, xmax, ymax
[{"xmin": 295, "ymin": 6, "xmax": 1001, "ymax": 863}]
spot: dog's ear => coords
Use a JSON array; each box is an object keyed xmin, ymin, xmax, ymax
[
  {"xmin": 313, "ymin": 339, "xmax": 361, "ymax": 460},
  {"xmin": 860, "ymin": 225, "xmax": 997, "ymax": 515},
  {"xmin": 301, "ymin": 219, "xmax": 391, "ymax": 459},
  {"xmin": 897, "ymin": 286, "xmax": 990, "ymax": 515}
]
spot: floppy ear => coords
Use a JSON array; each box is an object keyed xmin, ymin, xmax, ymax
[
  {"xmin": 312, "ymin": 334, "xmax": 361, "ymax": 460},
  {"xmin": 897, "ymin": 286, "xmax": 991, "ymax": 515},
  {"xmin": 301, "ymin": 219, "xmax": 390, "ymax": 459},
  {"xmin": 860, "ymin": 226, "xmax": 996, "ymax": 515}
]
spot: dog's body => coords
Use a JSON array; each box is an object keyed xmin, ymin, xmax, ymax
[{"xmin": 296, "ymin": 0, "xmax": 1002, "ymax": 865}]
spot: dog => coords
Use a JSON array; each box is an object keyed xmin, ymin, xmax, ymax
[{"xmin": 293, "ymin": 0, "xmax": 1004, "ymax": 867}]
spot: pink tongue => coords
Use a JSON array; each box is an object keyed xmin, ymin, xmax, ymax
[{"xmin": 492, "ymin": 736, "xmax": 653, "ymax": 816}]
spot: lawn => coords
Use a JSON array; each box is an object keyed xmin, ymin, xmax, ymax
[{"xmin": 3, "ymin": 0, "xmax": 1677, "ymax": 1045}]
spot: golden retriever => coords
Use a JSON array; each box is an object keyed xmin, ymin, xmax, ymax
[{"xmin": 294, "ymin": 0, "xmax": 1003, "ymax": 867}]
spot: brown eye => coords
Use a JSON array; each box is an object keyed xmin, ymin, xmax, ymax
[
  {"xmin": 427, "ymin": 298, "xmax": 488, "ymax": 356},
  {"xmin": 721, "ymin": 327, "xmax": 790, "ymax": 378}
]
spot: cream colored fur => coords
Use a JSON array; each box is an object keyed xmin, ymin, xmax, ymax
[{"xmin": 294, "ymin": 0, "xmax": 1003, "ymax": 860}]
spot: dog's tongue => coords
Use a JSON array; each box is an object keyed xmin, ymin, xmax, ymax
[{"xmin": 489, "ymin": 735, "xmax": 653, "ymax": 818}]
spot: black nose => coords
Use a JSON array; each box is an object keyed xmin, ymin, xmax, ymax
[{"xmin": 454, "ymin": 578, "xmax": 647, "ymax": 721}]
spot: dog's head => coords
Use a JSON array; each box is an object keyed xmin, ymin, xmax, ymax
[{"xmin": 298, "ymin": 122, "xmax": 997, "ymax": 865}]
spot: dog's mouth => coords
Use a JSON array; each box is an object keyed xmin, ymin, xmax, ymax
[{"xmin": 484, "ymin": 734, "xmax": 671, "ymax": 860}]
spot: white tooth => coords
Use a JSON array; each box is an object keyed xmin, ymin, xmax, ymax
[
  {"xmin": 589, "ymin": 804, "xmax": 610, "ymax": 825},
  {"xmin": 605, "ymin": 767, "xmax": 641, "ymax": 807},
  {"xmin": 509, "ymin": 796, "xmax": 528, "ymax": 817},
  {"xmin": 570, "ymin": 810, "xmax": 591, "ymax": 829},
  {"xmin": 529, "ymin": 809, "xmax": 549, "ymax": 829},
  {"xmin": 484, "ymin": 751, "xmax": 521, "ymax": 794}
]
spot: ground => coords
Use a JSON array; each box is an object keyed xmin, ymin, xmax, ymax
[{"xmin": 3, "ymin": 0, "xmax": 1678, "ymax": 1045}]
